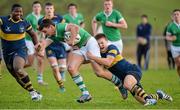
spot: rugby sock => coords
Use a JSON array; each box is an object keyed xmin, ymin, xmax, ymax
[
  {"xmin": 37, "ymin": 73, "xmax": 43, "ymax": 83},
  {"xmin": 60, "ymin": 71, "xmax": 66, "ymax": 81},
  {"xmin": 18, "ymin": 75, "xmax": 34, "ymax": 92},
  {"xmin": 111, "ymin": 74, "xmax": 122, "ymax": 87},
  {"xmin": 149, "ymin": 94, "xmax": 159, "ymax": 100},
  {"xmin": 72, "ymin": 74, "xmax": 89, "ymax": 95},
  {"xmin": 57, "ymin": 80, "xmax": 64, "ymax": 88},
  {"xmin": 130, "ymin": 84, "xmax": 150, "ymax": 101}
]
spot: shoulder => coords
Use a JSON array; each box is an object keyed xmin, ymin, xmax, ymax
[
  {"xmin": 108, "ymin": 44, "xmax": 118, "ymax": 51},
  {"xmin": 113, "ymin": 9, "xmax": 121, "ymax": 14}
]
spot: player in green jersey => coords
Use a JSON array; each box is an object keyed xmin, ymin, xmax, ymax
[
  {"xmin": 64, "ymin": 3, "xmax": 84, "ymax": 28},
  {"xmin": 92, "ymin": 0, "xmax": 127, "ymax": 53},
  {"xmin": 166, "ymin": 9, "xmax": 180, "ymax": 79},
  {"xmin": 25, "ymin": 1, "xmax": 47, "ymax": 85},
  {"xmin": 38, "ymin": 19, "xmax": 128, "ymax": 103}
]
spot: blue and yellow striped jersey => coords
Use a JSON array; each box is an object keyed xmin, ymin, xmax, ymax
[
  {"xmin": 0, "ymin": 15, "xmax": 32, "ymax": 53},
  {"xmin": 0, "ymin": 15, "xmax": 32, "ymax": 41},
  {"xmin": 101, "ymin": 44, "xmax": 124, "ymax": 67}
]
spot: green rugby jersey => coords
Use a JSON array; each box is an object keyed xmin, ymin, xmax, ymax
[
  {"xmin": 50, "ymin": 23, "xmax": 91, "ymax": 48},
  {"xmin": 25, "ymin": 13, "xmax": 43, "ymax": 41},
  {"xmin": 166, "ymin": 22, "xmax": 180, "ymax": 46},
  {"xmin": 95, "ymin": 9, "xmax": 123, "ymax": 41},
  {"xmin": 63, "ymin": 13, "xmax": 84, "ymax": 26}
]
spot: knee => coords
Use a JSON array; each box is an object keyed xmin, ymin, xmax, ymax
[
  {"xmin": 123, "ymin": 82, "xmax": 132, "ymax": 91},
  {"xmin": 59, "ymin": 64, "xmax": 67, "ymax": 72},
  {"xmin": 14, "ymin": 67, "xmax": 26, "ymax": 78},
  {"xmin": 67, "ymin": 65, "xmax": 77, "ymax": 74}
]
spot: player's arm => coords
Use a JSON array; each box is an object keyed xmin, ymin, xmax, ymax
[
  {"xmin": 166, "ymin": 32, "xmax": 176, "ymax": 41},
  {"xmin": 27, "ymin": 29, "xmax": 39, "ymax": 45},
  {"xmin": 106, "ymin": 18, "xmax": 128, "ymax": 29},
  {"xmin": 92, "ymin": 18, "xmax": 98, "ymax": 36},
  {"xmin": 65, "ymin": 23, "xmax": 79, "ymax": 46},
  {"xmin": 87, "ymin": 51, "xmax": 115, "ymax": 67}
]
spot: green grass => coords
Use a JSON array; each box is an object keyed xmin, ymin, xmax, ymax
[{"xmin": 0, "ymin": 63, "xmax": 180, "ymax": 109}]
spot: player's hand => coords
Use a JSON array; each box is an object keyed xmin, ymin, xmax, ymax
[
  {"xmin": 67, "ymin": 40, "xmax": 75, "ymax": 46},
  {"xmin": 34, "ymin": 43, "xmax": 42, "ymax": 52},
  {"xmin": 105, "ymin": 21, "xmax": 114, "ymax": 27},
  {"xmin": 36, "ymin": 50, "xmax": 45, "ymax": 57}
]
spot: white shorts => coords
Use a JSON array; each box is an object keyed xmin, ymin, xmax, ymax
[
  {"xmin": 25, "ymin": 40, "xmax": 35, "ymax": 55},
  {"xmin": 108, "ymin": 39, "xmax": 123, "ymax": 53},
  {"xmin": 171, "ymin": 45, "xmax": 180, "ymax": 58},
  {"xmin": 73, "ymin": 37, "xmax": 101, "ymax": 60}
]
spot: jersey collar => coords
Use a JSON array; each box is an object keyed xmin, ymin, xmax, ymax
[
  {"xmin": 104, "ymin": 10, "xmax": 113, "ymax": 18},
  {"xmin": 8, "ymin": 15, "xmax": 23, "ymax": 23},
  {"xmin": 32, "ymin": 12, "xmax": 42, "ymax": 20},
  {"xmin": 173, "ymin": 21, "xmax": 180, "ymax": 28}
]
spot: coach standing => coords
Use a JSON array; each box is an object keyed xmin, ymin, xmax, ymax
[
  {"xmin": 92, "ymin": 0, "xmax": 127, "ymax": 53},
  {"xmin": 136, "ymin": 14, "xmax": 152, "ymax": 70}
]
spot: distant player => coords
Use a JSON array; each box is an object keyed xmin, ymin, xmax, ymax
[
  {"xmin": 0, "ymin": 4, "xmax": 42, "ymax": 101},
  {"xmin": 38, "ymin": 2, "xmax": 66, "ymax": 92},
  {"xmin": 38, "ymin": 19, "xmax": 128, "ymax": 103},
  {"xmin": 166, "ymin": 9, "xmax": 180, "ymax": 79},
  {"xmin": 87, "ymin": 33, "xmax": 173, "ymax": 106},
  {"xmin": 25, "ymin": 1, "xmax": 48, "ymax": 85},
  {"xmin": 92, "ymin": 0, "xmax": 127, "ymax": 53},
  {"xmin": 64, "ymin": 3, "xmax": 85, "ymax": 28}
]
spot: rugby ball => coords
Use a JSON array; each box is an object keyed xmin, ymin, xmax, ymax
[{"xmin": 64, "ymin": 31, "xmax": 81, "ymax": 45}]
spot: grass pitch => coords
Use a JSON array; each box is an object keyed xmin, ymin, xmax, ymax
[{"xmin": 0, "ymin": 64, "xmax": 179, "ymax": 109}]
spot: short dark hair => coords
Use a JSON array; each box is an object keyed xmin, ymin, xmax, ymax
[
  {"xmin": 141, "ymin": 14, "xmax": 148, "ymax": 18},
  {"xmin": 68, "ymin": 3, "xmax": 77, "ymax": 9},
  {"xmin": 32, "ymin": 1, "xmax": 41, "ymax": 7},
  {"xmin": 11, "ymin": 4, "xmax": 22, "ymax": 12},
  {"xmin": 38, "ymin": 19, "xmax": 55, "ymax": 31},
  {"xmin": 95, "ymin": 33, "xmax": 108, "ymax": 40},
  {"xmin": 173, "ymin": 9, "xmax": 180, "ymax": 13},
  {"xmin": 45, "ymin": 2, "xmax": 53, "ymax": 7}
]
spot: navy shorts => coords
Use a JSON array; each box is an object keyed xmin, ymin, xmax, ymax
[
  {"xmin": 3, "ymin": 46, "xmax": 27, "ymax": 72},
  {"xmin": 46, "ymin": 42, "xmax": 66, "ymax": 59},
  {"xmin": 109, "ymin": 59, "xmax": 142, "ymax": 83}
]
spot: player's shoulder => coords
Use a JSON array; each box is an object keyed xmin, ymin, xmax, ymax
[
  {"xmin": 0, "ymin": 16, "xmax": 9, "ymax": 21},
  {"xmin": 113, "ymin": 9, "xmax": 121, "ymax": 14},
  {"xmin": 108, "ymin": 44, "xmax": 118, "ymax": 51}
]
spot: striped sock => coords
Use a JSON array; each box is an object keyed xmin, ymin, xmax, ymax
[
  {"xmin": 72, "ymin": 74, "xmax": 89, "ymax": 95},
  {"xmin": 37, "ymin": 73, "xmax": 43, "ymax": 83},
  {"xmin": 57, "ymin": 80, "xmax": 64, "ymax": 88},
  {"xmin": 111, "ymin": 74, "xmax": 122, "ymax": 87},
  {"xmin": 149, "ymin": 94, "xmax": 159, "ymax": 100}
]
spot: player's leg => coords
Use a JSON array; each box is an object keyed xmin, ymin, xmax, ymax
[
  {"xmin": 24, "ymin": 40, "xmax": 35, "ymax": 68},
  {"xmin": 174, "ymin": 56, "xmax": 180, "ymax": 78},
  {"xmin": 13, "ymin": 55, "xmax": 42, "ymax": 101},
  {"xmin": 144, "ymin": 48, "xmax": 150, "ymax": 70},
  {"xmin": 56, "ymin": 45, "xmax": 67, "ymax": 81},
  {"xmin": 48, "ymin": 57, "xmax": 65, "ymax": 92},
  {"xmin": 136, "ymin": 45, "xmax": 143, "ymax": 69},
  {"xmin": 123, "ymin": 75, "xmax": 157, "ymax": 105},
  {"xmin": 36, "ymin": 55, "xmax": 48, "ymax": 85},
  {"xmin": 67, "ymin": 51, "xmax": 91, "ymax": 103},
  {"xmin": 0, "ymin": 49, "xmax": 2, "ymax": 78}
]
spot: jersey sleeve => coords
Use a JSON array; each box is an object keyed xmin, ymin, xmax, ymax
[
  {"xmin": 24, "ymin": 20, "xmax": 32, "ymax": 32},
  {"xmin": 115, "ymin": 10, "xmax": 124, "ymax": 22},
  {"xmin": 166, "ymin": 24, "xmax": 173, "ymax": 36},
  {"xmin": 0, "ymin": 17, "xmax": 3, "ymax": 25},
  {"xmin": 94, "ymin": 13, "xmax": 101, "ymax": 21},
  {"xmin": 107, "ymin": 45, "xmax": 118, "ymax": 58}
]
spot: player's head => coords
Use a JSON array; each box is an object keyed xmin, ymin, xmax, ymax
[
  {"xmin": 104, "ymin": 0, "xmax": 113, "ymax": 13},
  {"xmin": 11, "ymin": 4, "xmax": 23, "ymax": 21},
  {"xmin": 95, "ymin": 33, "xmax": 108, "ymax": 52},
  {"xmin": 39, "ymin": 19, "xmax": 55, "ymax": 36},
  {"xmin": 141, "ymin": 14, "xmax": 148, "ymax": 24},
  {"xmin": 67, "ymin": 3, "xmax": 77, "ymax": 15},
  {"xmin": 45, "ymin": 2, "xmax": 55, "ymax": 16},
  {"xmin": 172, "ymin": 9, "xmax": 180, "ymax": 22},
  {"xmin": 32, "ymin": 1, "xmax": 42, "ymax": 15}
]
